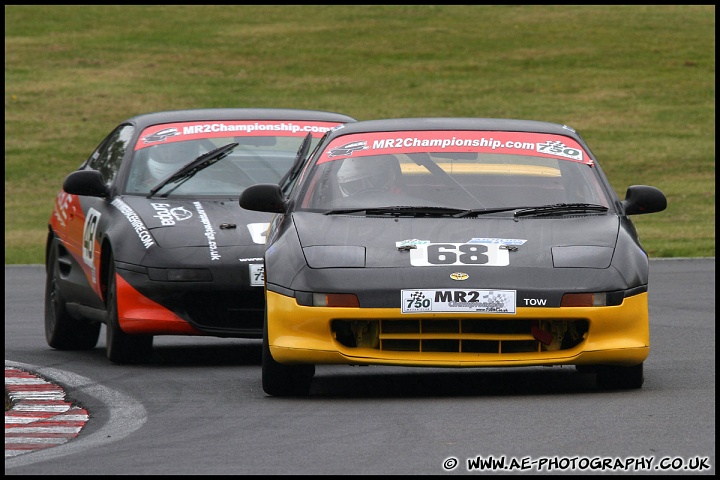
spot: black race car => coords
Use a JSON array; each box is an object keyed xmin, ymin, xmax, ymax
[
  {"xmin": 240, "ymin": 117, "xmax": 668, "ymax": 396},
  {"xmin": 45, "ymin": 108, "xmax": 356, "ymax": 364}
]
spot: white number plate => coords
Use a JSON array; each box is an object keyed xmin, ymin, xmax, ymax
[{"xmin": 401, "ymin": 289, "xmax": 516, "ymax": 314}]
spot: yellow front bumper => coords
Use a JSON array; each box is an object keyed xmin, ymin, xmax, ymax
[{"xmin": 266, "ymin": 290, "xmax": 649, "ymax": 368}]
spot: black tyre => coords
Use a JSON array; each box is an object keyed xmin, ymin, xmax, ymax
[
  {"xmin": 261, "ymin": 312, "xmax": 314, "ymax": 396},
  {"xmin": 44, "ymin": 239, "xmax": 101, "ymax": 350},
  {"xmin": 575, "ymin": 365, "xmax": 596, "ymax": 373},
  {"xmin": 596, "ymin": 363, "xmax": 644, "ymax": 390},
  {"xmin": 105, "ymin": 253, "xmax": 153, "ymax": 364}
]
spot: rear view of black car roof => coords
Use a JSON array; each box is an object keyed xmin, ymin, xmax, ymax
[
  {"xmin": 122, "ymin": 108, "xmax": 357, "ymax": 129},
  {"xmin": 328, "ymin": 117, "xmax": 577, "ymax": 137}
]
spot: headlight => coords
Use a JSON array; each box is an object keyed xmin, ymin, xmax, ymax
[
  {"xmin": 295, "ymin": 291, "xmax": 359, "ymax": 307},
  {"xmin": 148, "ymin": 268, "xmax": 212, "ymax": 282},
  {"xmin": 312, "ymin": 293, "xmax": 359, "ymax": 307},
  {"xmin": 561, "ymin": 292, "xmax": 608, "ymax": 307}
]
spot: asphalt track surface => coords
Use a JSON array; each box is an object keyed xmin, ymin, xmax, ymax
[{"xmin": 4, "ymin": 259, "xmax": 715, "ymax": 475}]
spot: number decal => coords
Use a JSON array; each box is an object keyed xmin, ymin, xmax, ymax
[
  {"xmin": 458, "ymin": 244, "xmax": 488, "ymax": 264},
  {"xmin": 410, "ymin": 243, "xmax": 509, "ymax": 267},
  {"xmin": 249, "ymin": 264, "xmax": 264, "ymax": 286},
  {"xmin": 426, "ymin": 244, "xmax": 457, "ymax": 264},
  {"xmin": 82, "ymin": 208, "xmax": 101, "ymax": 268}
]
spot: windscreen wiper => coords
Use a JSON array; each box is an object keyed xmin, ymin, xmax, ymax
[
  {"xmin": 147, "ymin": 142, "xmax": 239, "ymax": 198},
  {"xmin": 452, "ymin": 206, "xmax": 531, "ymax": 218},
  {"xmin": 323, "ymin": 206, "xmax": 467, "ymax": 217},
  {"xmin": 323, "ymin": 203, "xmax": 609, "ymax": 218},
  {"xmin": 513, "ymin": 203, "xmax": 609, "ymax": 218}
]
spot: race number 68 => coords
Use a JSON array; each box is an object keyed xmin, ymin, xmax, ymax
[{"xmin": 409, "ymin": 243, "xmax": 510, "ymax": 267}]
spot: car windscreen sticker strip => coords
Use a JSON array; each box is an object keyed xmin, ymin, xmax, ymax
[
  {"xmin": 318, "ymin": 131, "xmax": 589, "ymax": 164},
  {"xmin": 138, "ymin": 121, "xmax": 345, "ymax": 148}
]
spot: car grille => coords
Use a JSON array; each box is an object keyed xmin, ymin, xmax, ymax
[
  {"xmin": 332, "ymin": 318, "xmax": 589, "ymax": 354},
  {"xmin": 183, "ymin": 291, "xmax": 264, "ymax": 337}
]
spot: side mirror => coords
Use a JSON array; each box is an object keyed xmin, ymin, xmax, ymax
[
  {"xmin": 622, "ymin": 185, "xmax": 667, "ymax": 215},
  {"xmin": 239, "ymin": 183, "xmax": 285, "ymax": 213},
  {"xmin": 63, "ymin": 170, "xmax": 108, "ymax": 198}
]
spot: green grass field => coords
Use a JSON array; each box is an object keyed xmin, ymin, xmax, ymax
[{"xmin": 5, "ymin": 5, "xmax": 715, "ymax": 263}]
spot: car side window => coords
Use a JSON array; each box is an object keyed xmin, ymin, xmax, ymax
[{"xmin": 85, "ymin": 124, "xmax": 134, "ymax": 186}]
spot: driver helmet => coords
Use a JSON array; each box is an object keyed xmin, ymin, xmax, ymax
[
  {"xmin": 146, "ymin": 141, "xmax": 190, "ymax": 180},
  {"xmin": 337, "ymin": 155, "xmax": 399, "ymax": 197}
]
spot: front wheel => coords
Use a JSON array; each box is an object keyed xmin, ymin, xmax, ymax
[
  {"xmin": 596, "ymin": 363, "xmax": 644, "ymax": 390},
  {"xmin": 105, "ymin": 253, "xmax": 153, "ymax": 364},
  {"xmin": 44, "ymin": 239, "xmax": 100, "ymax": 350},
  {"xmin": 261, "ymin": 312, "xmax": 314, "ymax": 396}
]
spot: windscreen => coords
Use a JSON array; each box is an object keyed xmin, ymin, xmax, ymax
[
  {"xmin": 295, "ymin": 130, "xmax": 613, "ymax": 211},
  {"xmin": 126, "ymin": 120, "xmax": 343, "ymax": 196}
]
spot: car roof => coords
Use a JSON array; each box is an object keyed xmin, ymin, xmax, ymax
[
  {"xmin": 121, "ymin": 108, "xmax": 357, "ymax": 129},
  {"xmin": 331, "ymin": 117, "xmax": 581, "ymax": 138}
]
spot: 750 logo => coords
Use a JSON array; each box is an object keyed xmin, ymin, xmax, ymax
[{"xmin": 536, "ymin": 140, "xmax": 583, "ymax": 161}]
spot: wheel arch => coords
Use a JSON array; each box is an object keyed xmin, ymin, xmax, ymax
[
  {"xmin": 100, "ymin": 239, "xmax": 114, "ymax": 304},
  {"xmin": 45, "ymin": 227, "xmax": 57, "ymax": 271}
]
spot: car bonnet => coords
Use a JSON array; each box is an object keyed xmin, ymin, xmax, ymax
[
  {"xmin": 118, "ymin": 196, "xmax": 273, "ymax": 248},
  {"xmin": 291, "ymin": 212, "xmax": 621, "ymax": 269}
]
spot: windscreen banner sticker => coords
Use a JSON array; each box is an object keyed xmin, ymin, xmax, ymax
[
  {"xmin": 402, "ymin": 289, "xmax": 516, "ymax": 314},
  {"xmin": 409, "ymin": 243, "xmax": 509, "ymax": 267},
  {"xmin": 318, "ymin": 131, "xmax": 588, "ymax": 164},
  {"xmin": 249, "ymin": 264, "xmax": 264, "ymax": 286},
  {"xmin": 138, "ymin": 121, "xmax": 344, "ymax": 148}
]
